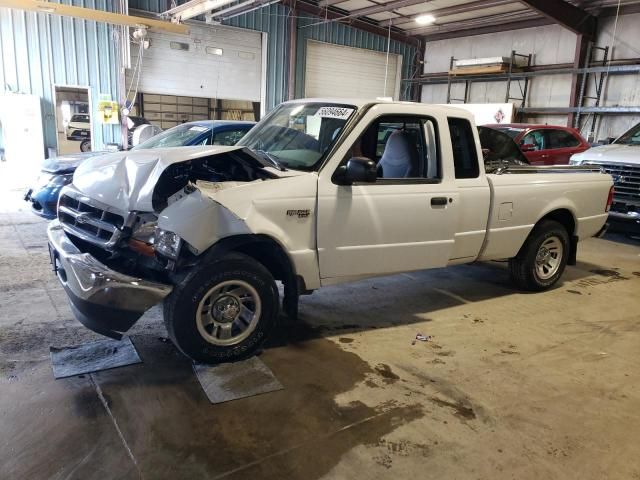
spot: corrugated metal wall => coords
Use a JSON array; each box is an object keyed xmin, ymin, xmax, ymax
[
  {"xmin": 0, "ymin": 1, "xmax": 122, "ymax": 151},
  {"xmin": 295, "ymin": 16, "xmax": 417, "ymax": 101}
]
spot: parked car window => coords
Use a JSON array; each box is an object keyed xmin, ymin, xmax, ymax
[
  {"xmin": 615, "ymin": 123, "xmax": 640, "ymax": 145},
  {"xmin": 212, "ymin": 129, "xmax": 248, "ymax": 146},
  {"xmin": 478, "ymin": 126, "xmax": 528, "ymax": 173},
  {"xmin": 132, "ymin": 123, "xmax": 209, "ymax": 150},
  {"xmin": 70, "ymin": 114, "xmax": 90, "ymax": 123},
  {"xmin": 521, "ymin": 130, "xmax": 545, "ymax": 150},
  {"xmin": 547, "ymin": 129, "xmax": 580, "ymax": 149},
  {"xmin": 448, "ymin": 117, "xmax": 479, "ymax": 179},
  {"xmin": 346, "ymin": 115, "xmax": 440, "ymax": 181}
]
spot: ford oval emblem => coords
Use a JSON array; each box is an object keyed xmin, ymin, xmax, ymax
[{"xmin": 76, "ymin": 213, "xmax": 90, "ymax": 224}]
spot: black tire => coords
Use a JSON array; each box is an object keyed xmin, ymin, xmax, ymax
[
  {"xmin": 164, "ymin": 252, "xmax": 279, "ymax": 364},
  {"xmin": 509, "ymin": 220, "xmax": 570, "ymax": 291},
  {"xmin": 80, "ymin": 139, "xmax": 91, "ymax": 152}
]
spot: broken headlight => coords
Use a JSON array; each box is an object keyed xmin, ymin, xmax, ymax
[{"xmin": 154, "ymin": 228, "xmax": 182, "ymax": 259}]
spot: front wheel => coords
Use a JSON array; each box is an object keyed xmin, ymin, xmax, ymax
[
  {"xmin": 164, "ymin": 253, "xmax": 279, "ymax": 364},
  {"xmin": 509, "ymin": 220, "xmax": 570, "ymax": 291}
]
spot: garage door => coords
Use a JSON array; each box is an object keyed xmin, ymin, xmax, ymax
[
  {"xmin": 305, "ymin": 40, "xmax": 402, "ymax": 100},
  {"xmin": 128, "ymin": 23, "xmax": 263, "ymax": 101}
]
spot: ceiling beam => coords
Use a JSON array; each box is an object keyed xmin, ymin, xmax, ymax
[
  {"xmin": 318, "ymin": 0, "xmax": 350, "ymax": 6},
  {"xmin": 162, "ymin": 0, "xmax": 236, "ymax": 22},
  {"xmin": 597, "ymin": 2, "xmax": 640, "ymax": 17},
  {"xmin": 333, "ymin": 0, "xmax": 437, "ymax": 20},
  {"xmin": 422, "ymin": 17, "xmax": 552, "ymax": 41},
  {"xmin": 380, "ymin": 0, "xmax": 518, "ymax": 27},
  {"xmin": 0, "ymin": 0, "xmax": 189, "ymax": 34},
  {"xmin": 285, "ymin": 0, "xmax": 419, "ymax": 46},
  {"xmin": 517, "ymin": 0, "xmax": 596, "ymax": 39}
]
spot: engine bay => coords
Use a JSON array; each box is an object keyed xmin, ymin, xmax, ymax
[{"xmin": 152, "ymin": 150, "xmax": 276, "ymax": 211}]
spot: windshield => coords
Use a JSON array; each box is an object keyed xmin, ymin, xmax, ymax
[
  {"xmin": 237, "ymin": 102, "xmax": 357, "ymax": 170},
  {"xmin": 132, "ymin": 123, "xmax": 209, "ymax": 150},
  {"xmin": 615, "ymin": 123, "xmax": 640, "ymax": 145},
  {"xmin": 71, "ymin": 115, "xmax": 89, "ymax": 123}
]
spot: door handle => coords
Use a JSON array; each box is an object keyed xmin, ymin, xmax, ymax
[{"xmin": 431, "ymin": 197, "xmax": 448, "ymax": 206}]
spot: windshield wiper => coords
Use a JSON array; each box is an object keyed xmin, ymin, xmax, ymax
[{"xmin": 254, "ymin": 149, "xmax": 286, "ymax": 171}]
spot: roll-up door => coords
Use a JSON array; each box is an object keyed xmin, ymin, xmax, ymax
[
  {"xmin": 305, "ymin": 40, "xmax": 402, "ymax": 100},
  {"xmin": 127, "ymin": 23, "xmax": 262, "ymax": 101}
]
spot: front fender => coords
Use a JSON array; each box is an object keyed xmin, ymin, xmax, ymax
[{"xmin": 157, "ymin": 189, "xmax": 251, "ymax": 254}]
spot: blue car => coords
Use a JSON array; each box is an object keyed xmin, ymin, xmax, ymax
[{"xmin": 24, "ymin": 120, "xmax": 255, "ymax": 219}]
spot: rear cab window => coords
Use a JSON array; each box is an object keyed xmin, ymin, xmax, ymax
[{"xmin": 448, "ymin": 117, "xmax": 479, "ymax": 179}]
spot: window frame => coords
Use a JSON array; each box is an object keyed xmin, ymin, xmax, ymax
[
  {"xmin": 332, "ymin": 113, "xmax": 443, "ymax": 186},
  {"xmin": 447, "ymin": 116, "xmax": 480, "ymax": 179}
]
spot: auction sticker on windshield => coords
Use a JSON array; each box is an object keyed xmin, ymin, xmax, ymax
[
  {"xmin": 189, "ymin": 126, "xmax": 208, "ymax": 132},
  {"xmin": 314, "ymin": 106, "xmax": 354, "ymax": 120}
]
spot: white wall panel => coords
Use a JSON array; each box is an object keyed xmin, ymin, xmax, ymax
[
  {"xmin": 587, "ymin": 13, "xmax": 640, "ymax": 138},
  {"xmin": 422, "ymin": 25, "xmax": 576, "ymax": 74},
  {"xmin": 421, "ymin": 15, "xmax": 640, "ymax": 140}
]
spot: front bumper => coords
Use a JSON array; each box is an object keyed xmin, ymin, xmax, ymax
[
  {"xmin": 47, "ymin": 221, "xmax": 173, "ymax": 339},
  {"xmin": 608, "ymin": 208, "xmax": 640, "ymax": 234}
]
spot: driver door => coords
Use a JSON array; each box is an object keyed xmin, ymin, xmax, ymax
[{"xmin": 316, "ymin": 107, "xmax": 459, "ymax": 282}]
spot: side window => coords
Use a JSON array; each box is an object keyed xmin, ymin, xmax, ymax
[
  {"xmin": 522, "ymin": 130, "xmax": 545, "ymax": 150},
  {"xmin": 347, "ymin": 115, "xmax": 440, "ymax": 181},
  {"xmin": 547, "ymin": 129, "xmax": 580, "ymax": 149},
  {"xmin": 212, "ymin": 129, "xmax": 248, "ymax": 146},
  {"xmin": 448, "ymin": 117, "xmax": 479, "ymax": 179}
]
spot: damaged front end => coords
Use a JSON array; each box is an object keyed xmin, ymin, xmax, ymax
[{"xmin": 48, "ymin": 146, "xmax": 278, "ymax": 339}]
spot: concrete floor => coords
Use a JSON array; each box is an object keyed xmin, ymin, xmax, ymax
[{"xmin": 1, "ymin": 176, "xmax": 640, "ymax": 480}]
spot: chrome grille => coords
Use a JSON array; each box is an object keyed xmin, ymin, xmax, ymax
[
  {"xmin": 58, "ymin": 191, "xmax": 129, "ymax": 249},
  {"xmin": 584, "ymin": 161, "xmax": 640, "ymax": 204}
]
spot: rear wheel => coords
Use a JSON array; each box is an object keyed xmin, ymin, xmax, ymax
[
  {"xmin": 509, "ymin": 220, "xmax": 569, "ymax": 291},
  {"xmin": 164, "ymin": 253, "xmax": 278, "ymax": 364}
]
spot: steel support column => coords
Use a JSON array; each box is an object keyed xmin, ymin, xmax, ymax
[{"xmin": 568, "ymin": 34, "xmax": 591, "ymax": 128}]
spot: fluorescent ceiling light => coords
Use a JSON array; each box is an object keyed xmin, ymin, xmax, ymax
[{"xmin": 415, "ymin": 14, "xmax": 435, "ymax": 25}]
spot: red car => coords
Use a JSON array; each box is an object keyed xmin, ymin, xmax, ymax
[{"xmin": 484, "ymin": 123, "xmax": 590, "ymax": 165}]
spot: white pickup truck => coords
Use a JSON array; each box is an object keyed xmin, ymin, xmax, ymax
[
  {"xmin": 570, "ymin": 122, "xmax": 640, "ymax": 234},
  {"xmin": 47, "ymin": 99, "xmax": 613, "ymax": 363}
]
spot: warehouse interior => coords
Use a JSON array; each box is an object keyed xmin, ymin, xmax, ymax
[{"xmin": 1, "ymin": 0, "xmax": 639, "ymax": 479}]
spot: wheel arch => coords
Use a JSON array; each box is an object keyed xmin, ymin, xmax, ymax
[
  {"xmin": 200, "ymin": 234, "xmax": 302, "ymax": 318},
  {"xmin": 534, "ymin": 208, "xmax": 578, "ymax": 265}
]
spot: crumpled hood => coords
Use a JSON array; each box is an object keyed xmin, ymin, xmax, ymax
[
  {"xmin": 71, "ymin": 145, "xmax": 279, "ymax": 213},
  {"xmin": 572, "ymin": 143, "xmax": 640, "ymax": 164},
  {"xmin": 42, "ymin": 151, "xmax": 107, "ymax": 174}
]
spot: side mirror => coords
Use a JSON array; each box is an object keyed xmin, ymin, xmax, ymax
[
  {"xmin": 337, "ymin": 157, "xmax": 377, "ymax": 185},
  {"xmin": 520, "ymin": 143, "xmax": 536, "ymax": 152}
]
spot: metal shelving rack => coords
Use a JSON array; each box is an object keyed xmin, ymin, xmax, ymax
[
  {"xmin": 413, "ymin": 53, "xmax": 640, "ymax": 130},
  {"xmin": 445, "ymin": 50, "xmax": 533, "ymax": 108}
]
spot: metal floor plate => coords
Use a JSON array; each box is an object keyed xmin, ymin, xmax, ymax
[
  {"xmin": 193, "ymin": 356, "xmax": 283, "ymax": 404},
  {"xmin": 50, "ymin": 338, "xmax": 142, "ymax": 379}
]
